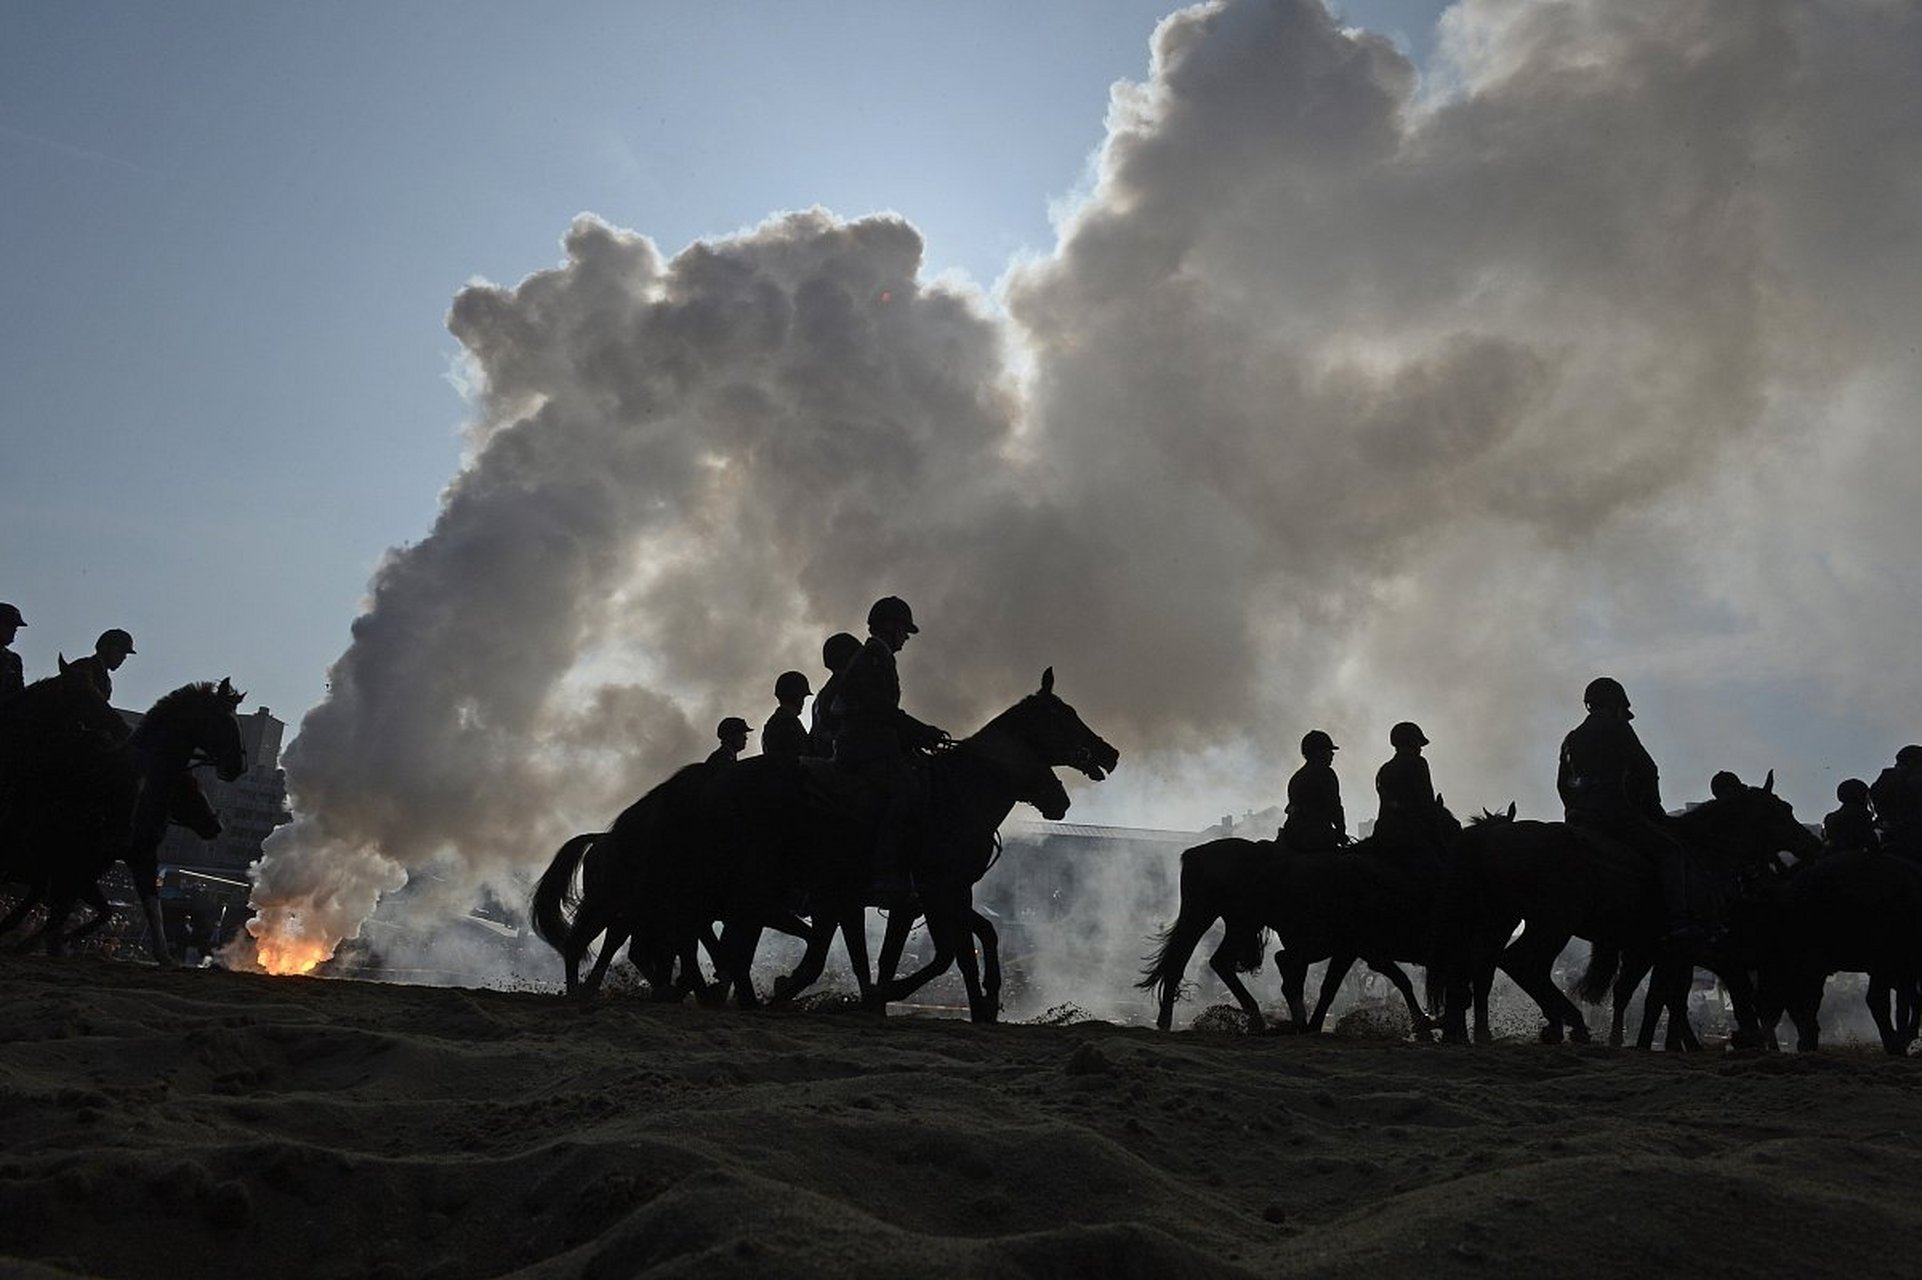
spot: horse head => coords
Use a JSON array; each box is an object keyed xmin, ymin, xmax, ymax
[
  {"xmin": 145, "ymin": 681, "xmax": 249, "ymax": 782},
  {"xmin": 1680, "ymin": 769, "xmax": 1821, "ymax": 869},
  {"xmin": 1020, "ymin": 667, "xmax": 1120, "ymax": 782}
]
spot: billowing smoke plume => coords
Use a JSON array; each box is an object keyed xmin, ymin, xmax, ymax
[{"xmin": 245, "ymin": 0, "xmax": 1922, "ymax": 978}]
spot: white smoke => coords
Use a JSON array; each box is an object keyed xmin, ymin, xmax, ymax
[{"xmin": 244, "ymin": 0, "xmax": 1922, "ymax": 992}]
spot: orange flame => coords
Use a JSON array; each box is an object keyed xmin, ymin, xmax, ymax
[{"xmin": 255, "ymin": 934, "xmax": 332, "ymax": 977}]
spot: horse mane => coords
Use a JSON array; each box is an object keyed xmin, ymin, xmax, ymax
[{"xmin": 145, "ymin": 681, "xmax": 228, "ymax": 721}]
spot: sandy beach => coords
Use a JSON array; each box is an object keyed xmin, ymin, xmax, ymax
[{"xmin": 4, "ymin": 955, "xmax": 1921, "ymax": 1278}]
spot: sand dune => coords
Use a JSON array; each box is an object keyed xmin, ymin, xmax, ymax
[{"xmin": 4, "ymin": 956, "xmax": 1920, "ymax": 1278}]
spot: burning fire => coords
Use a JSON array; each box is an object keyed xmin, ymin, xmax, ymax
[
  {"xmin": 241, "ymin": 905, "xmax": 337, "ymax": 977},
  {"xmin": 255, "ymin": 933, "xmax": 333, "ymax": 977}
]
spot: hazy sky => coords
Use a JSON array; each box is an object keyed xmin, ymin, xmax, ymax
[
  {"xmin": 2, "ymin": 0, "xmax": 1440, "ymax": 728},
  {"xmin": 8, "ymin": 2, "xmax": 1920, "ymax": 971}
]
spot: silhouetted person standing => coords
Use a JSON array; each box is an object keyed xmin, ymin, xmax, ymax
[
  {"xmin": 1870, "ymin": 745, "xmax": 1922, "ymax": 860},
  {"xmin": 1822, "ymin": 778, "xmax": 1878, "ymax": 857},
  {"xmin": 1373, "ymin": 722, "xmax": 1444, "ymax": 854},
  {"xmin": 809, "ymin": 632, "xmax": 863, "ymax": 758},
  {"xmin": 66, "ymin": 628, "xmax": 135, "ymax": 702},
  {"xmin": 835, "ymin": 596, "xmax": 946, "ymax": 889},
  {"xmin": 761, "ymin": 671, "xmax": 811, "ymax": 761},
  {"xmin": 1280, "ymin": 730, "xmax": 1347, "ymax": 852},
  {"xmin": 709, "ymin": 717, "xmax": 750, "ymax": 765},
  {"xmin": 0, "ymin": 603, "xmax": 24, "ymax": 703},
  {"xmin": 1558, "ymin": 677, "xmax": 1696, "ymax": 942}
]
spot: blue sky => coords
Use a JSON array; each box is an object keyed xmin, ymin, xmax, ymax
[{"xmin": 2, "ymin": 1, "xmax": 1445, "ymax": 727}]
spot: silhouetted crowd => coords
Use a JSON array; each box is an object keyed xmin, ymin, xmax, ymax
[{"xmin": 1278, "ymin": 676, "xmax": 1922, "ymax": 942}]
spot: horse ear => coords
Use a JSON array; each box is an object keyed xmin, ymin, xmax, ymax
[
  {"xmin": 1763, "ymin": 769, "xmax": 1775, "ymax": 794},
  {"xmin": 1506, "ymin": 801, "xmax": 1517, "ymax": 820},
  {"xmin": 58, "ymin": 653, "xmax": 70, "ymax": 674},
  {"xmin": 217, "ymin": 677, "xmax": 245, "ymax": 705},
  {"xmin": 1040, "ymin": 667, "xmax": 1054, "ymax": 695}
]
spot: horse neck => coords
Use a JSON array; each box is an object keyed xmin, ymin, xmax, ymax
[
  {"xmin": 129, "ymin": 710, "xmax": 201, "ymax": 772},
  {"xmin": 942, "ymin": 730, "xmax": 1045, "ymax": 829},
  {"xmin": 1672, "ymin": 800, "xmax": 1772, "ymax": 875}
]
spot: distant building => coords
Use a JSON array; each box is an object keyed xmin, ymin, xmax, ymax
[{"xmin": 117, "ymin": 704, "xmax": 292, "ymax": 875}]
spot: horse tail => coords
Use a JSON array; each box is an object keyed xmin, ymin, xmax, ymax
[
  {"xmin": 1138, "ymin": 839, "xmax": 1239, "ymax": 1013},
  {"xmin": 530, "ymin": 832, "xmax": 601, "ymax": 954},
  {"xmin": 1576, "ymin": 940, "xmax": 1620, "ymax": 1005}
]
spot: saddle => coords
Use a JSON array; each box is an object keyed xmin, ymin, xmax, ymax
[{"xmin": 797, "ymin": 757, "xmax": 884, "ymax": 826}]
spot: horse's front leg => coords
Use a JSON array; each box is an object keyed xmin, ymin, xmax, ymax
[
  {"xmin": 1367, "ymin": 957, "xmax": 1431, "ymax": 1035},
  {"xmin": 140, "ymin": 891, "xmax": 175, "ymax": 968},
  {"xmin": 769, "ymin": 912, "xmax": 839, "ymax": 1006},
  {"xmin": 927, "ymin": 891, "xmax": 990, "ymax": 1022},
  {"xmin": 713, "ymin": 919, "xmax": 765, "ymax": 1008},
  {"xmin": 971, "ymin": 910, "xmax": 1002, "ymax": 1019},
  {"xmin": 1273, "ymin": 949, "xmax": 1311, "ymax": 1031},
  {"xmin": 1307, "ymin": 956, "xmax": 1357, "ymax": 1033}
]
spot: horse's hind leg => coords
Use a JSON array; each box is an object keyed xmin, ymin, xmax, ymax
[
  {"xmin": 1868, "ymin": 976, "xmax": 1903, "ymax": 1056},
  {"xmin": 582, "ymin": 922, "xmax": 629, "ymax": 994},
  {"xmin": 1141, "ymin": 908, "xmax": 1218, "ymax": 1032},
  {"xmin": 1609, "ymin": 954, "xmax": 1651, "ymax": 1048},
  {"xmin": 1208, "ymin": 928, "xmax": 1265, "ymax": 1030}
]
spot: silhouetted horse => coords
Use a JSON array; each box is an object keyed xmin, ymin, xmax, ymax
[
  {"xmin": 1433, "ymin": 773, "xmax": 1820, "ymax": 1048},
  {"xmin": 531, "ymin": 762, "xmax": 729, "ymax": 998},
  {"xmin": 1747, "ymin": 849, "xmax": 1922, "ymax": 1054},
  {"xmin": 1139, "ymin": 803, "xmax": 1479, "ymax": 1038},
  {"xmin": 660, "ymin": 669, "xmax": 1115, "ymax": 1021},
  {"xmin": 0, "ymin": 678, "xmax": 245, "ymax": 963}
]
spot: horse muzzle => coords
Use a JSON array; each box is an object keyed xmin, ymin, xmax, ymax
[{"xmin": 1071, "ymin": 741, "xmax": 1119, "ymax": 781}]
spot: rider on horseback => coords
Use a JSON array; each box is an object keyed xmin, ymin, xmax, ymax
[
  {"xmin": 1373, "ymin": 721, "xmax": 1446, "ymax": 856},
  {"xmin": 1558, "ymin": 677, "xmax": 1698, "ymax": 943},
  {"xmin": 761, "ymin": 671, "xmax": 812, "ymax": 762},
  {"xmin": 833, "ymin": 596, "xmax": 948, "ymax": 890},
  {"xmin": 1280, "ymin": 729, "xmax": 1348, "ymax": 851},
  {"xmin": 808, "ymin": 631, "xmax": 862, "ymax": 758},
  {"xmin": 1869, "ymin": 745, "xmax": 1922, "ymax": 860},
  {"xmin": 66, "ymin": 629, "xmax": 135, "ymax": 705},
  {"xmin": 1822, "ymin": 778, "xmax": 1879, "ymax": 857},
  {"xmin": 709, "ymin": 717, "xmax": 750, "ymax": 764},
  {"xmin": 0, "ymin": 603, "xmax": 24, "ymax": 703}
]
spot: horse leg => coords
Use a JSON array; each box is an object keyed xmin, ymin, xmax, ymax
[
  {"xmin": 140, "ymin": 890, "xmax": 175, "ymax": 968},
  {"xmin": 1503, "ymin": 928, "xmax": 1589, "ymax": 1043},
  {"xmin": 1273, "ymin": 950, "xmax": 1311, "ymax": 1031},
  {"xmin": 1473, "ymin": 964, "xmax": 1495, "ymax": 1044},
  {"xmin": 971, "ymin": 910, "xmax": 1002, "ymax": 1018},
  {"xmin": 1868, "ymin": 976, "xmax": 1903, "ymax": 1056},
  {"xmin": 1142, "ymin": 908, "xmax": 1220, "ymax": 1032},
  {"xmin": 840, "ymin": 905, "xmax": 875, "ymax": 1004},
  {"xmin": 1207, "ymin": 930, "xmax": 1265, "ymax": 1031},
  {"xmin": 924, "ymin": 890, "xmax": 990, "ymax": 1022},
  {"xmin": 581, "ymin": 921, "xmax": 628, "ymax": 994},
  {"xmin": 711, "ymin": 920, "xmax": 765, "ymax": 1008},
  {"xmin": 868, "ymin": 910, "xmax": 916, "ymax": 1012},
  {"xmin": 1307, "ymin": 956, "xmax": 1357, "ymax": 1033},
  {"xmin": 1366, "ymin": 958, "xmax": 1430, "ymax": 1035},
  {"xmin": 770, "ymin": 910, "xmax": 843, "ymax": 1006},
  {"xmin": 1609, "ymin": 953, "xmax": 1651, "ymax": 1048}
]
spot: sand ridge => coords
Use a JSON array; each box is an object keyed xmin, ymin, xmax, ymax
[{"xmin": 4, "ymin": 956, "xmax": 1921, "ymax": 1278}]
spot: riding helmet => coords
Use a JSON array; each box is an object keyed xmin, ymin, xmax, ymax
[
  {"xmin": 1300, "ymin": 729, "xmax": 1337, "ymax": 757},
  {"xmin": 1583, "ymin": 677, "xmax": 1629, "ymax": 712},
  {"xmin": 774, "ymin": 670, "xmax": 812, "ymax": 703},
  {"xmin": 1390, "ymin": 721, "xmax": 1428, "ymax": 749},
  {"xmin": 867, "ymin": 596, "xmax": 918, "ymax": 634},
  {"xmin": 97, "ymin": 628, "xmax": 135, "ymax": 654},
  {"xmin": 0, "ymin": 603, "xmax": 23, "ymax": 628},
  {"xmin": 1837, "ymin": 778, "xmax": 1870, "ymax": 805},
  {"xmin": 822, "ymin": 631, "xmax": 862, "ymax": 671},
  {"xmin": 1898, "ymin": 745, "xmax": 1922, "ymax": 767},
  {"xmin": 716, "ymin": 716, "xmax": 750, "ymax": 740}
]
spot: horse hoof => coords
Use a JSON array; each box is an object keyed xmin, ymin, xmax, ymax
[{"xmin": 1538, "ymin": 1025, "xmax": 1566, "ymax": 1045}]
